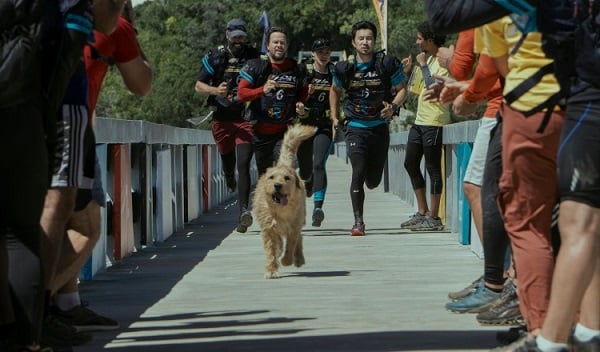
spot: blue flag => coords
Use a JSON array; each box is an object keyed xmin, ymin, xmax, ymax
[{"xmin": 258, "ymin": 10, "xmax": 270, "ymax": 54}]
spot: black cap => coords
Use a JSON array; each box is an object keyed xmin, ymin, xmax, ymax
[
  {"xmin": 311, "ymin": 38, "xmax": 330, "ymax": 51},
  {"xmin": 226, "ymin": 19, "xmax": 247, "ymax": 37}
]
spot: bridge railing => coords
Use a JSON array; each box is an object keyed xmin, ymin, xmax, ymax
[
  {"xmin": 335, "ymin": 120, "xmax": 481, "ymax": 254},
  {"xmin": 87, "ymin": 118, "xmax": 479, "ymax": 280},
  {"xmin": 85, "ymin": 118, "xmax": 258, "ymax": 279}
]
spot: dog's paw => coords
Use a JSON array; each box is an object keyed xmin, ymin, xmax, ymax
[
  {"xmin": 280, "ymin": 255, "xmax": 293, "ymax": 266},
  {"xmin": 294, "ymin": 256, "xmax": 305, "ymax": 267},
  {"xmin": 264, "ymin": 272, "xmax": 280, "ymax": 279}
]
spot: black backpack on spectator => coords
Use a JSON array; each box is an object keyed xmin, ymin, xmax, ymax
[{"xmin": 0, "ymin": 0, "xmax": 50, "ymax": 108}]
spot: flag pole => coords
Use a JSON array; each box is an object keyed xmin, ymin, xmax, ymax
[{"xmin": 371, "ymin": 0, "xmax": 387, "ymax": 51}]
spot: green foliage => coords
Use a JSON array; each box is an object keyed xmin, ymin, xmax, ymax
[{"xmin": 96, "ymin": 0, "xmax": 449, "ymax": 128}]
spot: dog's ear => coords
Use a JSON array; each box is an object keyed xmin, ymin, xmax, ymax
[{"xmin": 295, "ymin": 173, "xmax": 302, "ymax": 189}]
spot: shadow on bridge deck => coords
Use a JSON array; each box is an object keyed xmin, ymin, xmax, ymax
[{"xmin": 77, "ymin": 157, "xmax": 502, "ymax": 352}]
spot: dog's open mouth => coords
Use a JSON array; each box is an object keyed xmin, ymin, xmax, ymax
[{"xmin": 272, "ymin": 191, "xmax": 289, "ymax": 206}]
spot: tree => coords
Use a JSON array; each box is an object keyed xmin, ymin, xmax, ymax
[{"xmin": 96, "ymin": 0, "xmax": 433, "ymax": 128}]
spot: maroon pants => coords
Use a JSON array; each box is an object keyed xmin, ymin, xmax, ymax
[{"xmin": 498, "ymin": 104, "xmax": 564, "ymax": 330}]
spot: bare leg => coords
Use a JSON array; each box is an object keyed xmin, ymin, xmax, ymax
[
  {"xmin": 430, "ymin": 193, "xmax": 441, "ymax": 219},
  {"xmin": 51, "ymin": 202, "xmax": 101, "ymax": 295},
  {"xmin": 463, "ymin": 182, "xmax": 483, "ymax": 242},
  {"xmin": 540, "ymin": 200, "xmax": 600, "ymax": 342},
  {"xmin": 580, "ymin": 251, "xmax": 600, "ymax": 330},
  {"xmin": 414, "ymin": 188, "xmax": 429, "ymax": 215},
  {"xmin": 40, "ymin": 187, "xmax": 77, "ymax": 288}
]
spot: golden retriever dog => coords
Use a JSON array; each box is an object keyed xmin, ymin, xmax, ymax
[{"xmin": 253, "ymin": 124, "xmax": 316, "ymax": 279}]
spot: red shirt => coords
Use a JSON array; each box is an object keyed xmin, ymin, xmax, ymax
[
  {"xmin": 449, "ymin": 29, "xmax": 476, "ymax": 81},
  {"xmin": 449, "ymin": 29, "xmax": 502, "ymax": 118},
  {"xmin": 464, "ymin": 54, "xmax": 502, "ymax": 117},
  {"xmin": 84, "ymin": 16, "xmax": 140, "ymax": 113}
]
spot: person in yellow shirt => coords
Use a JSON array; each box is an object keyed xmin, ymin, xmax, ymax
[
  {"xmin": 482, "ymin": 16, "xmax": 564, "ymax": 351},
  {"xmin": 401, "ymin": 21, "xmax": 450, "ymax": 232}
]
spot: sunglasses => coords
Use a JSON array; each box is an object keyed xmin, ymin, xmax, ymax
[{"xmin": 227, "ymin": 24, "xmax": 246, "ymax": 32}]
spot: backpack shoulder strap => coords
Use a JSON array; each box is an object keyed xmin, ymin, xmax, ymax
[
  {"xmin": 503, "ymin": 62, "xmax": 554, "ymax": 105},
  {"xmin": 254, "ymin": 57, "xmax": 272, "ymax": 87},
  {"xmin": 374, "ymin": 51, "xmax": 394, "ymax": 100},
  {"xmin": 334, "ymin": 55, "xmax": 356, "ymax": 90},
  {"xmin": 504, "ymin": 62, "xmax": 561, "ymax": 133}
]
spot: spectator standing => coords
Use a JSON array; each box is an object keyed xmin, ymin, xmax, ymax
[
  {"xmin": 401, "ymin": 21, "xmax": 450, "ymax": 232},
  {"xmin": 48, "ymin": 5, "xmax": 152, "ymax": 338},
  {"xmin": 481, "ymin": 16, "xmax": 564, "ymax": 350}
]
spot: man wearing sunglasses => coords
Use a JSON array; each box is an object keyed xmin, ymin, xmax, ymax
[{"xmin": 195, "ymin": 19, "xmax": 260, "ymax": 233}]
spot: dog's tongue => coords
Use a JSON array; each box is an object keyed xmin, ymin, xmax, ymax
[{"xmin": 280, "ymin": 195, "xmax": 288, "ymax": 206}]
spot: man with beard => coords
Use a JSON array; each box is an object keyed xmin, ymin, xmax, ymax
[
  {"xmin": 195, "ymin": 19, "xmax": 260, "ymax": 233},
  {"xmin": 329, "ymin": 21, "xmax": 408, "ymax": 236},
  {"xmin": 237, "ymin": 27, "xmax": 308, "ymax": 176}
]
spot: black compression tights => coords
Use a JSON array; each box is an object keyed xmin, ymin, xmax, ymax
[
  {"xmin": 348, "ymin": 151, "xmax": 386, "ymax": 222},
  {"xmin": 235, "ymin": 143, "xmax": 253, "ymax": 211},
  {"xmin": 404, "ymin": 142, "xmax": 444, "ymax": 194},
  {"xmin": 481, "ymin": 120, "xmax": 510, "ymax": 286}
]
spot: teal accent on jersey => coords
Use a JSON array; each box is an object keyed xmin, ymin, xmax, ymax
[
  {"xmin": 333, "ymin": 75, "xmax": 343, "ymax": 88},
  {"xmin": 65, "ymin": 13, "xmax": 94, "ymax": 42},
  {"xmin": 201, "ymin": 55, "xmax": 215, "ymax": 76},
  {"xmin": 239, "ymin": 70, "xmax": 254, "ymax": 85},
  {"xmin": 356, "ymin": 60, "xmax": 374, "ymax": 72},
  {"xmin": 348, "ymin": 119, "xmax": 389, "ymax": 128},
  {"xmin": 332, "ymin": 59, "xmax": 374, "ymax": 87},
  {"xmin": 391, "ymin": 69, "xmax": 405, "ymax": 87}
]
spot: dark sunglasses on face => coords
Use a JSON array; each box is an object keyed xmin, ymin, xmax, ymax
[{"xmin": 227, "ymin": 24, "xmax": 246, "ymax": 32}]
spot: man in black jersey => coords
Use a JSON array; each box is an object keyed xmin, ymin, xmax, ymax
[
  {"xmin": 329, "ymin": 21, "xmax": 408, "ymax": 236},
  {"xmin": 195, "ymin": 19, "xmax": 260, "ymax": 233},
  {"xmin": 237, "ymin": 27, "xmax": 308, "ymax": 176},
  {"xmin": 297, "ymin": 38, "xmax": 335, "ymax": 227}
]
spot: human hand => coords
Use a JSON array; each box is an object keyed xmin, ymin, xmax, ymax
[
  {"xmin": 381, "ymin": 101, "xmax": 395, "ymax": 120},
  {"xmin": 263, "ymin": 80, "xmax": 278, "ymax": 94},
  {"xmin": 402, "ymin": 55, "xmax": 413, "ymax": 74},
  {"xmin": 308, "ymin": 84, "xmax": 315, "ymax": 95},
  {"xmin": 332, "ymin": 118, "xmax": 339, "ymax": 140},
  {"xmin": 453, "ymin": 94, "xmax": 479, "ymax": 117},
  {"xmin": 437, "ymin": 44, "xmax": 455, "ymax": 69},
  {"xmin": 440, "ymin": 80, "xmax": 469, "ymax": 104},
  {"xmin": 215, "ymin": 82, "xmax": 228, "ymax": 97},
  {"xmin": 423, "ymin": 75, "xmax": 454, "ymax": 102},
  {"xmin": 296, "ymin": 102, "xmax": 306, "ymax": 116}
]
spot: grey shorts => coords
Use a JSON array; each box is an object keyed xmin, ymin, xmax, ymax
[
  {"xmin": 464, "ymin": 117, "xmax": 497, "ymax": 186},
  {"xmin": 51, "ymin": 103, "xmax": 96, "ymax": 189}
]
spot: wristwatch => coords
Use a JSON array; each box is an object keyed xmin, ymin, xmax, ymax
[{"xmin": 391, "ymin": 103, "xmax": 400, "ymax": 116}]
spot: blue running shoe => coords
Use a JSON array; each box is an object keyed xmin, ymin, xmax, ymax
[{"xmin": 445, "ymin": 281, "xmax": 502, "ymax": 313}]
